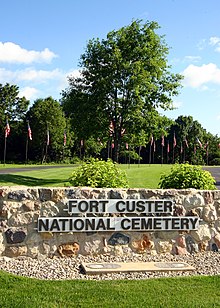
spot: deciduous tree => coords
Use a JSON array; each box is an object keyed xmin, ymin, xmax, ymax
[{"xmin": 62, "ymin": 20, "xmax": 183, "ymax": 161}]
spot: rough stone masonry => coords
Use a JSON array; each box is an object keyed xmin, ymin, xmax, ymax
[{"xmin": 0, "ymin": 186, "xmax": 220, "ymax": 259}]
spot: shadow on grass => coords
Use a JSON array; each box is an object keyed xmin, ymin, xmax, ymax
[{"xmin": 0, "ymin": 174, "xmax": 67, "ymax": 186}]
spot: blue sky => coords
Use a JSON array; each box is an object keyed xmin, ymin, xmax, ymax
[{"xmin": 1, "ymin": 0, "xmax": 220, "ymax": 135}]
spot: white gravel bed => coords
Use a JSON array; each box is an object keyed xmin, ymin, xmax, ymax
[{"xmin": 0, "ymin": 252, "xmax": 219, "ymax": 280}]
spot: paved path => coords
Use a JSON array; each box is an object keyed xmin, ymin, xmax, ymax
[{"xmin": 203, "ymin": 167, "xmax": 220, "ymax": 190}]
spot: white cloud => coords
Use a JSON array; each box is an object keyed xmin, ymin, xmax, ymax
[
  {"xmin": 184, "ymin": 56, "xmax": 201, "ymax": 63},
  {"xmin": 209, "ymin": 37, "xmax": 220, "ymax": 52},
  {"xmin": 197, "ymin": 38, "xmax": 206, "ymax": 50},
  {"xmin": 182, "ymin": 63, "xmax": 220, "ymax": 88},
  {"xmin": 0, "ymin": 42, "xmax": 57, "ymax": 64},
  {"xmin": 19, "ymin": 87, "xmax": 39, "ymax": 100},
  {"xmin": 0, "ymin": 67, "xmax": 64, "ymax": 84},
  {"xmin": 18, "ymin": 68, "xmax": 63, "ymax": 82},
  {"xmin": 172, "ymin": 101, "xmax": 182, "ymax": 109}
]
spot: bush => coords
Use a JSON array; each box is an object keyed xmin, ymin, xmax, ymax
[
  {"xmin": 158, "ymin": 163, "xmax": 216, "ymax": 190},
  {"xmin": 69, "ymin": 158, "xmax": 129, "ymax": 188},
  {"xmin": 209, "ymin": 158, "xmax": 220, "ymax": 166}
]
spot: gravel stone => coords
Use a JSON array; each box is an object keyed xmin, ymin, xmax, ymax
[{"xmin": 0, "ymin": 252, "xmax": 219, "ymax": 280}]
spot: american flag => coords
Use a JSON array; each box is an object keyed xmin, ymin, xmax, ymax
[
  {"xmin": 5, "ymin": 119, "xmax": 10, "ymax": 138},
  {"xmin": 173, "ymin": 133, "xmax": 176, "ymax": 147},
  {"xmin": 196, "ymin": 138, "xmax": 202, "ymax": 148},
  {"xmin": 161, "ymin": 134, "xmax": 164, "ymax": 147},
  {"xmin": 109, "ymin": 121, "xmax": 114, "ymax": 136},
  {"xmin": 28, "ymin": 122, "xmax": 32, "ymax": 140},
  {"xmin": 184, "ymin": 137, "xmax": 189, "ymax": 148},
  {"xmin": 47, "ymin": 129, "xmax": 50, "ymax": 146},
  {"xmin": 63, "ymin": 130, "xmax": 66, "ymax": 146}
]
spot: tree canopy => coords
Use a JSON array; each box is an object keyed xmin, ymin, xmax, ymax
[
  {"xmin": 62, "ymin": 20, "xmax": 183, "ymax": 161},
  {"xmin": 26, "ymin": 97, "xmax": 71, "ymax": 162}
]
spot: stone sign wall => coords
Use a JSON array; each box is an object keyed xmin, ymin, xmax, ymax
[{"xmin": 0, "ymin": 186, "xmax": 220, "ymax": 258}]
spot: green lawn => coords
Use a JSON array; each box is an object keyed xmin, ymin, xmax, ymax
[
  {"xmin": 121, "ymin": 164, "xmax": 172, "ymax": 188},
  {"xmin": 0, "ymin": 164, "xmax": 172, "ymax": 188},
  {"xmin": 0, "ymin": 271, "xmax": 219, "ymax": 308}
]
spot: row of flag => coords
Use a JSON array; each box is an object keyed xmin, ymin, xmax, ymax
[
  {"xmin": 3, "ymin": 121, "xmax": 67, "ymax": 147},
  {"xmin": 4, "ymin": 118, "xmax": 220, "ymax": 151}
]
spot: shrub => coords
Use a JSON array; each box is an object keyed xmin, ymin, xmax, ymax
[
  {"xmin": 158, "ymin": 163, "xmax": 216, "ymax": 190},
  {"xmin": 209, "ymin": 158, "xmax": 220, "ymax": 166},
  {"xmin": 69, "ymin": 158, "xmax": 129, "ymax": 188}
]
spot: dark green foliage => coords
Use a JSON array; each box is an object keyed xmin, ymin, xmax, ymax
[
  {"xmin": 62, "ymin": 20, "xmax": 183, "ymax": 161},
  {"xmin": 0, "ymin": 83, "xmax": 29, "ymax": 123},
  {"xmin": 158, "ymin": 163, "xmax": 216, "ymax": 189},
  {"xmin": 209, "ymin": 158, "xmax": 220, "ymax": 165},
  {"xmin": 26, "ymin": 97, "xmax": 72, "ymax": 162},
  {"xmin": 69, "ymin": 158, "xmax": 128, "ymax": 188}
]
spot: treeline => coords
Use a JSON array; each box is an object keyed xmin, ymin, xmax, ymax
[
  {"xmin": 1, "ymin": 20, "xmax": 220, "ymax": 165},
  {"xmin": 0, "ymin": 83, "xmax": 220, "ymax": 165}
]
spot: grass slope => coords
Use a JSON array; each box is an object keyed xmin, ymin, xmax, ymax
[
  {"xmin": 0, "ymin": 271, "xmax": 219, "ymax": 308},
  {"xmin": 0, "ymin": 164, "xmax": 172, "ymax": 188}
]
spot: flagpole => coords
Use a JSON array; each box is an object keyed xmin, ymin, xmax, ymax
[
  {"xmin": 153, "ymin": 141, "xmax": 155, "ymax": 164},
  {"xmin": 149, "ymin": 143, "xmax": 152, "ymax": 165},
  {"xmin": 25, "ymin": 135, "xmax": 28, "ymax": 164},
  {"xmin": 183, "ymin": 143, "xmax": 185, "ymax": 163},
  {"xmin": 138, "ymin": 146, "xmax": 141, "ymax": 167},
  {"xmin": 161, "ymin": 135, "xmax": 164, "ymax": 165},
  {"xmin": 3, "ymin": 135, "xmax": 7, "ymax": 165}
]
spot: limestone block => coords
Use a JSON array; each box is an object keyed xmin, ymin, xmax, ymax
[
  {"xmin": 114, "ymin": 245, "xmax": 124, "ymax": 256},
  {"xmin": 175, "ymin": 235, "xmax": 186, "ymax": 248},
  {"xmin": 40, "ymin": 201, "xmax": 59, "ymax": 217},
  {"xmin": 131, "ymin": 235, "xmax": 154, "ymax": 253},
  {"xmin": 198, "ymin": 241, "xmax": 208, "ymax": 252},
  {"xmin": 42, "ymin": 243, "xmax": 51, "ymax": 255},
  {"xmin": 175, "ymin": 246, "xmax": 189, "ymax": 255},
  {"xmin": 0, "ymin": 233, "xmax": 4, "ymax": 255},
  {"xmin": 8, "ymin": 190, "xmax": 33, "ymax": 201},
  {"xmin": 40, "ymin": 232, "xmax": 53, "ymax": 240},
  {"xmin": 173, "ymin": 205, "xmax": 186, "ymax": 216},
  {"xmin": 0, "ymin": 203, "xmax": 10, "ymax": 219},
  {"xmin": 214, "ymin": 233, "xmax": 220, "ymax": 248},
  {"xmin": 52, "ymin": 190, "xmax": 65, "ymax": 202},
  {"xmin": 191, "ymin": 224, "xmax": 212, "ymax": 242},
  {"xmin": 155, "ymin": 231, "xmax": 179, "ymax": 240},
  {"xmin": 27, "ymin": 188, "xmax": 39, "ymax": 200},
  {"xmin": 185, "ymin": 235, "xmax": 199, "ymax": 254},
  {"xmin": 203, "ymin": 191, "xmax": 214, "ymax": 204},
  {"xmin": 57, "ymin": 242, "xmax": 79, "ymax": 257},
  {"xmin": 8, "ymin": 212, "xmax": 35, "ymax": 227},
  {"xmin": 28, "ymin": 246, "xmax": 40, "ymax": 258},
  {"xmin": 39, "ymin": 189, "xmax": 53, "ymax": 202},
  {"xmin": 121, "ymin": 246, "xmax": 133, "ymax": 255},
  {"xmin": 65, "ymin": 188, "xmax": 82, "ymax": 199},
  {"xmin": 26, "ymin": 232, "xmax": 42, "ymax": 245},
  {"xmin": 4, "ymin": 245, "xmax": 27, "ymax": 257},
  {"xmin": 81, "ymin": 239, "xmax": 103, "ymax": 255},
  {"xmin": 183, "ymin": 193, "xmax": 205, "ymax": 209},
  {"xmin": 22, "ymin": 201, "xmax": 35, "ymax": 212},
  {"xmin": 215, "ymin": 219, "xmax": 220, "ymax": 232},
  {"xmin": 156, "ymin": 240, "xmax": 172, "ymax": 254},
  {"xmin": 202, "ymin": 205, "xmax": 217, "ymax": 222},
  {"xmin": 214, "ymin": 200, "xmax": 220, "ymax": 216}
]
